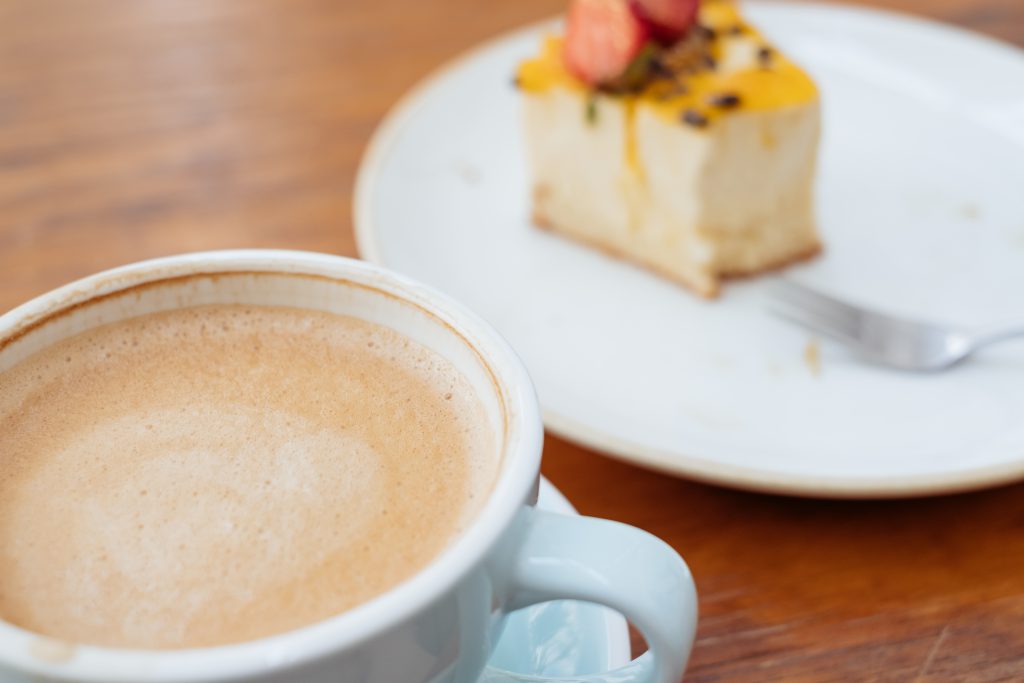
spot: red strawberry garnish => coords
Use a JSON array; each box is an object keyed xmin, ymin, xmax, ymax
[
  {"xmin": 563, "ymin": 0, "xmax": 651, "ymax": 86},
  {"xmin": 630, "ymin": 0, "xmax": 700, "ymax": 43}
]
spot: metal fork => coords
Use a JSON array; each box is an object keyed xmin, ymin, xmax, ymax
[{"xmin": 767, "ymin": 280, "xmax": 1024, "ymax": 371}]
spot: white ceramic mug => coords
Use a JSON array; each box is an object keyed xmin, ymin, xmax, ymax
[{"xmin": 0, "ymin": 250, "xmax": 698, "ymax": 683}]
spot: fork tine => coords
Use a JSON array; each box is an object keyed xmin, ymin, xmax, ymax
[
  {"xmin": 769, "ymin": 279, "xmax": 864, "ymax": 313},
  {"xmin": 767, "ymin": 302, "xmax": 862, "ymax": 348},
  {"xmin": 775, "ymin": 279, "xmax": 921, "ymax": 329},
  {"xmin": 768, "ymin": 280, "xmax": 862, "ymax": 338}
]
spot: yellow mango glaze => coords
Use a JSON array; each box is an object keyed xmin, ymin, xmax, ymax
[{"xmin": 516, "ymin": 0, "xmax": 817, "ymax": 126}]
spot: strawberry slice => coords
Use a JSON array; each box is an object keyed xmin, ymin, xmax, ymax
[
  {"xmin": 630, "ymin": 0, "xmax": 700, "ymax": 43},
  {"xmin": 563, "ymin": 0, "xmax": 651, "ymax": 87}
]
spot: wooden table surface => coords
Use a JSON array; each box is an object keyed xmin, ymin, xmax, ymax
[{"xmin": 2, "ymin": 0, "xmax": 1023, "ymax": 680}]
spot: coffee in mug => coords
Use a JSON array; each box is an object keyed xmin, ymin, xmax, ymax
[{"xmin": 0, "ymin": 303, "xmax": 498, "ymax": 650}]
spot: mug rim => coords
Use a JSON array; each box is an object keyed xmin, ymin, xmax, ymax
[{"xmin": 0, "ymin": 249, "xmax": 544, "ymax": 681}]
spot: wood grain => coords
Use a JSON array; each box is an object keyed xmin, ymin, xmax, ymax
[{"xmin": 1, "ymin": 1, "xmax": 1023, "ymax": 680}]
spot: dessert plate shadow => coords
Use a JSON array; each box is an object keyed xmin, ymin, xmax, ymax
[{"xmin": 356, "ymin": 1, "xmax": 1024, "ymax": 498}]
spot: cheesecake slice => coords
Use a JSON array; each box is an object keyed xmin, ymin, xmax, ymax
[{"xmin": 517, "ymin": 0, "xmax": 821, "ymax": 297}]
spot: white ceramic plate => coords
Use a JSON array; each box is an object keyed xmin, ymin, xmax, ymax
[{"xmin": 355, "ymin": 2, "xmax": 1024, "ymax": 497}]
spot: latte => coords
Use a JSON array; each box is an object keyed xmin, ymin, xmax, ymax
[{"xmin": 0, "ymin": 304, "xmax": 497, "ymax": 649}]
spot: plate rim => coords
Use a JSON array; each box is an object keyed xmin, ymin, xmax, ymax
[{"xmin": 354, "ymin": 1, "xmax": 1024, "ymax": 498}]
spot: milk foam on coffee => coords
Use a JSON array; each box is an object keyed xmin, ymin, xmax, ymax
[{"xmin": 0, "ymin": 305, "xmax": 498, "ymax": 649}]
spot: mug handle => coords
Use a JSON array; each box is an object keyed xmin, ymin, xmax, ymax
[{"xmin": 480, "ymin": 509, "xmax": 698, "ymax": 683}]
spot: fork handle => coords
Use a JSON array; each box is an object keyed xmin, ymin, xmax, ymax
[{"xmin": 969, "ymin": 323, "xmax": 1024, "ymax": 350}]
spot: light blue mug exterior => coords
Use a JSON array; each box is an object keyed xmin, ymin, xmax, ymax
[{"xmin": 0, "ymin": 251, "xmax": 698, "ymax": 683}]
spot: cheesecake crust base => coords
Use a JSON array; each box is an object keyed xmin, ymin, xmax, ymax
[{"xmin": 533, "ymin": 207, "xmax": 822, "ymax": 299}]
